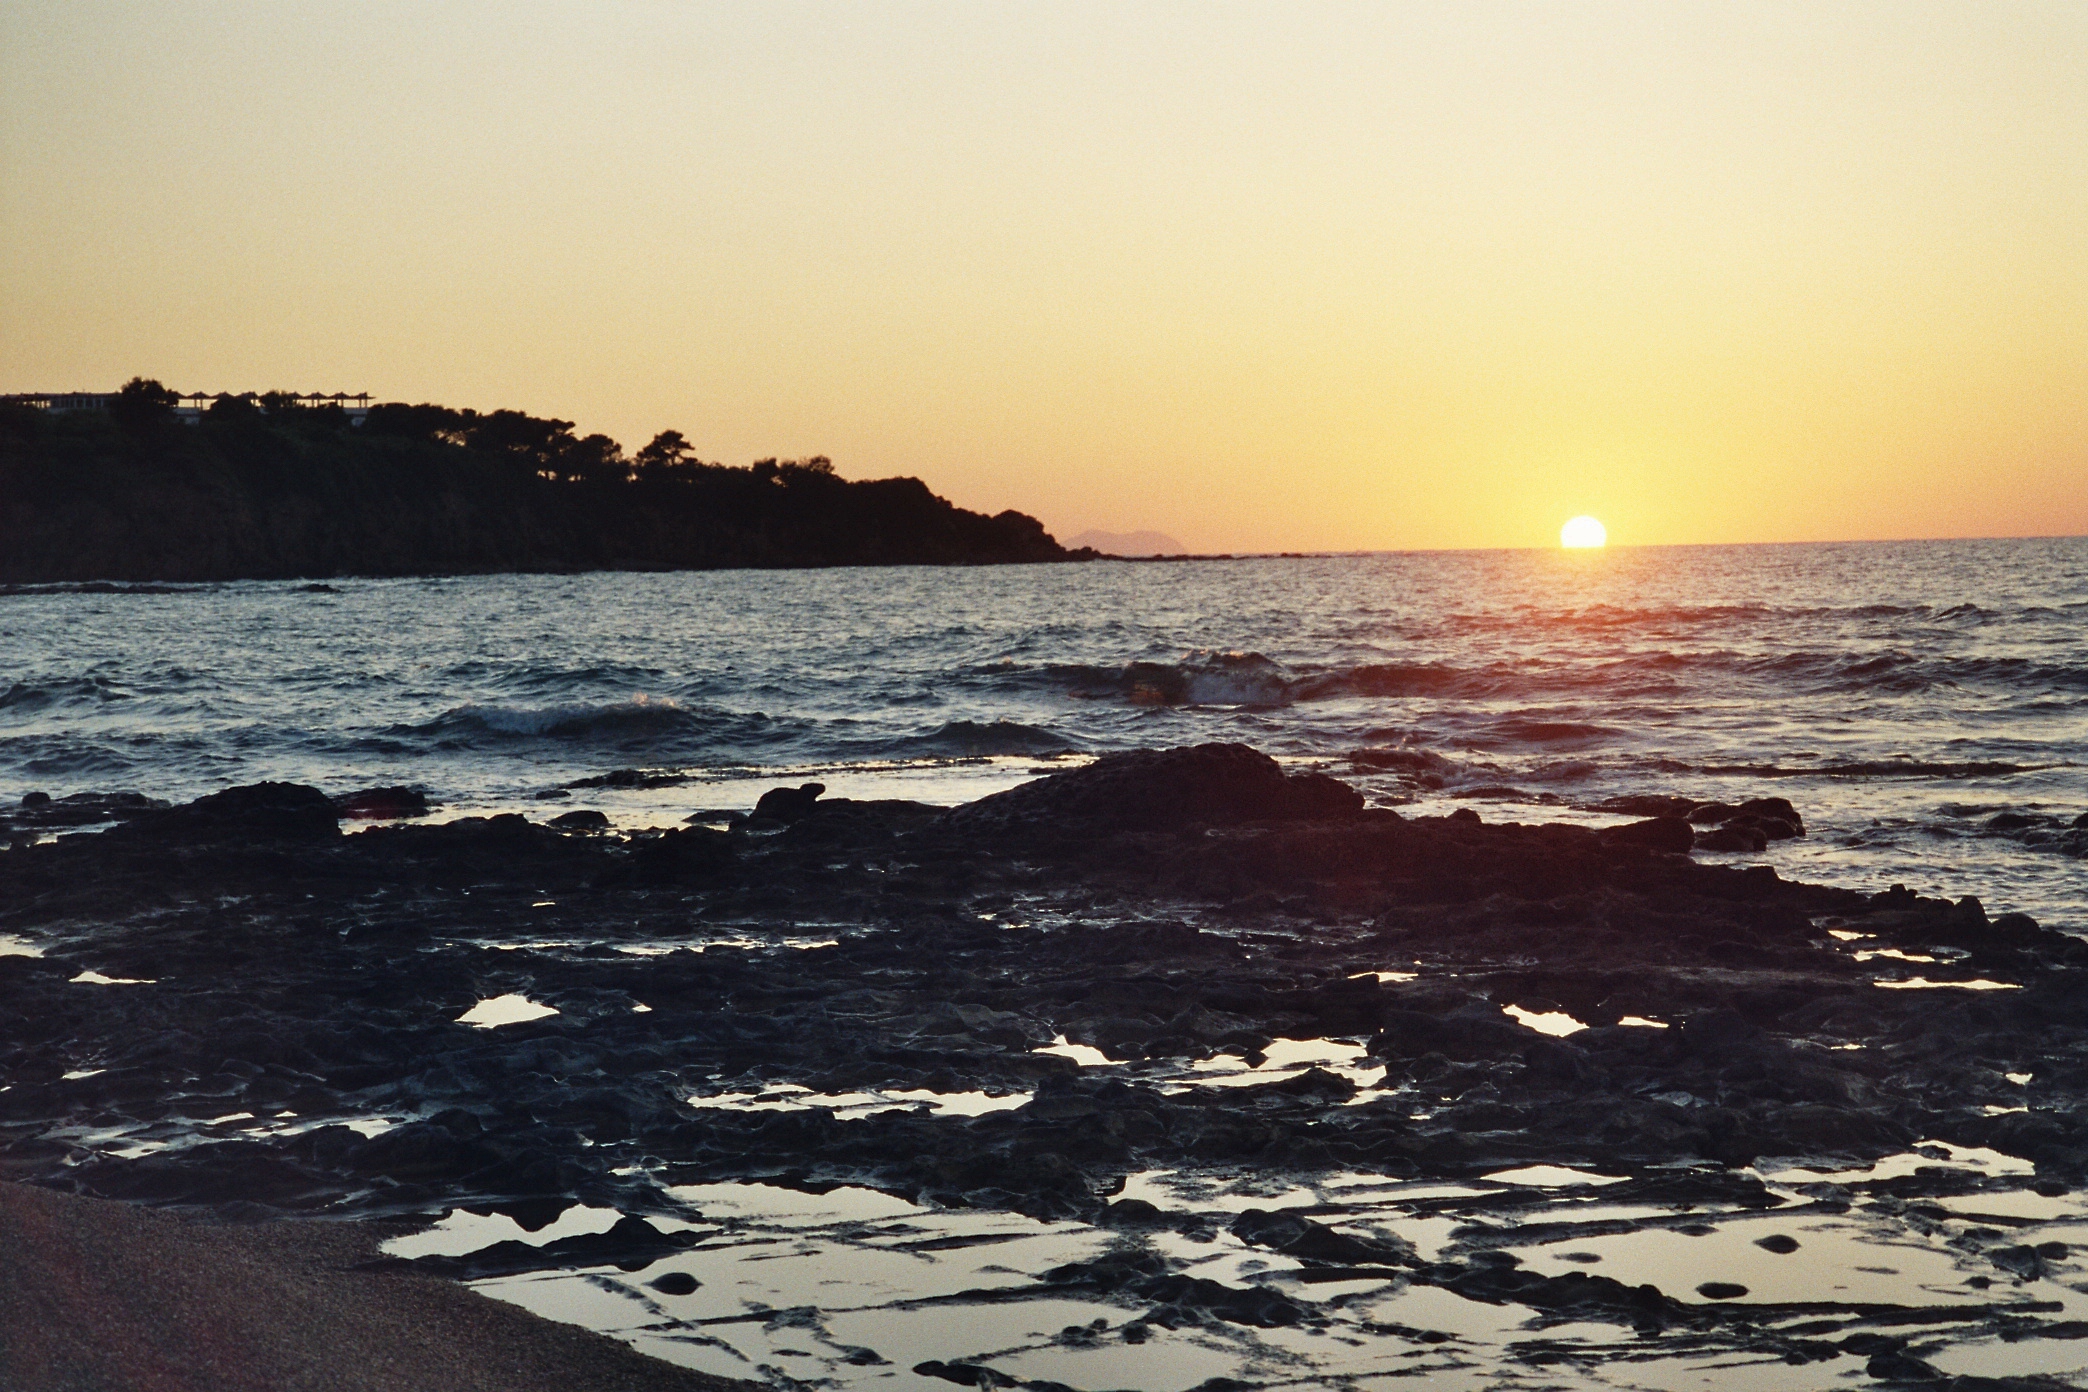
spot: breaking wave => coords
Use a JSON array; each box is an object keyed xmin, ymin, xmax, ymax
[
  {"xmin": 0, "ymin": 677, "xmax": 133, "ymax": 712},
  {"xmin": 401, "ymin": 697, "xmax": 786, "ymax": 755}
]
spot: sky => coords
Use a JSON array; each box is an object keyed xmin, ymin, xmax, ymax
[{"xmin": 2, "ymin": 2, "xmax": 2083, "ymax": 552}]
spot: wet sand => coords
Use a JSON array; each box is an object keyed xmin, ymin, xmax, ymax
[{"xmin": 0, "ymin": 1181, "xmax": 752, "ymax": 1392}]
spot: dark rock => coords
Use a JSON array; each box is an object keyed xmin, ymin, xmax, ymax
[
  {"xmin": 753, "ymin": 783, "xmax": 826, "ymax": 824},
  {"xmin": 20, "ymin": 791, "xmax": 49, "ymax": 807},
  {"xmin": 943, "ymin": 744, "xmax": 1363, "ymax": 836},
  {"xmin": 410, "ymin": 1215, "xmax": 700, "ymax": 1280},
  {"xmin": 1696, "ymin": 1282, "xmax": 1748, "ymax": 1299},
  {"xmin": 1448, "ymin": 808, "xmax": 1481, "ymax": 824},
  {"xmin": 334, "ymin": 786, "xmax": 430, "ymax": 820},
  {"xmin": 1695, "ymin": 822, "xmax": 1768, "ymax": 853},
  {"xmin": 603, "ymin": 826, "xmax": 734, "ymax": 885},
  {"xmin": 1754, "ymin": 1234, "xmax": 1800, "ymax": 1254},
  {"xmin": 1230, "ymin": 1208, "xmax": 1417, "ymax": 1267},
  {"xmin": 1102, "ymin": 1198, "xmax": 1167, "ymax": 1226},
  {"xmin": 648, "ymin": 1271, "xmax": 700, "ymax": 1295},
  {"xmin": 1595, "ymin": 795, "xmax": 1699, "ymax": 819},
  {"xmin": 1863, "ymin": 1349, "xmax": 1941, "ymax": 1380},
  {"xmin": 1735, "ymin": 797, "xmax": 1804, "ymax": 837},
  {"xmin": 1985, "ymin": 812, "xmax": 2049, "ymax": 833},
  {"xmin": 129, "ymin": 782, "xmax": 339, "ymax": 843},
  {"xmin": 569, "ymin": 768, "xmax": 690, "ymax": 791},
  {"xmin": 549, "ymin": 809, "xmax": 610, "ymax": 832},
  {"xmin": 1600, "ymin": 817, "xmax": 1694, "ymax": 853},
  {"xmin": 1990, "ymin": 1244, "xmax": 2049, "ymax": 1279},
  {"xmin": 913, "ymin": 1361, "xmax": 1010, "ymax": 1388}
]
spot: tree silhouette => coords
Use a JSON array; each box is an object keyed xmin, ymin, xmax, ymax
[
  {"xmin": 633, "ymin": 429, "xmax": 697, "ymax": 473},
  {"xmin": 110, "ymin": 377, "xmax": 179, "ymax": 435}
]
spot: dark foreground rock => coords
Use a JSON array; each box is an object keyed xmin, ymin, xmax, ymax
[{"xmin": 3, "ymin": 743, "xmax": 2087, "ymax": 1380}]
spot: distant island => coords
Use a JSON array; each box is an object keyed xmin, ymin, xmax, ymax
[
  {"xmin": 1065, "ymin": 528, "xmax": 1185, "ymax": 556},
  {"xmin": 0, "ymin": 380, "xmax": 1091, "ymax": 583}
]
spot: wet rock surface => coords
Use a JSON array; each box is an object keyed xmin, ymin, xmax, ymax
[{"xmin": 6, "ymin": 743, "xmax": 2088, "ymax": 1386}]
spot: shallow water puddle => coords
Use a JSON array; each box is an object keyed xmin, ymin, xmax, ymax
[
  {"xmin": 1875, "ymin": 976, "xmax": 2022, "ymax": 990},
  {"xmin": 686, "ymin": 1085, "xmax": 1032, "ymax": 1118},
  {"xmin": 385, "ymin": 1202, "xmax": 641, "ymax": 1259},
  {"xmin": 396, "ymin": 1162, "xmax": 2088, "ymax": 1392},
  {"xmin": 1502, "ymin": 1004, "xmax": 1588, "ymax": 1036},
  {"xmin": 1034, "ymin": 1034, "xmax": 1113, "ymax": 1066},
  {"xmin": 1176, "ymin": 1036, "xmax": 1383, "ymax": 1091},
  {"xmin": 1852, "ymin": 947, "xmax": 1938, "ymax": 963},
  {"xmin": 1757, "ymin": 1141, "xmax": 2035, "ymax": 1184},
  {"xmin": 68, "ymin": 968, "xmax": 155, "ymax": 985},
  {"xmin": 456, "ymin": 993, "xmax": 560, "ymax": 1027},
  {"xmin": 0, "ymin": 934, "xmax": 43, "ymax": 957},
  {"xmin": 1483, "ymin": 1165, "xmax": 1629, "ymax": 1187}
]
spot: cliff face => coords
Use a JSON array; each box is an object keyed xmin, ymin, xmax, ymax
[{"xmin": 0, "ymin": 402, "xmax": 1079, "ymax": 582}]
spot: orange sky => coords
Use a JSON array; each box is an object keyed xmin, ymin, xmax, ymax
[{"xmin": 3, "ymin": 2, "xmax": 2083, "ymax": 551}]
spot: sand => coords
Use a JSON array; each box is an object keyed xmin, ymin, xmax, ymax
[{"xmin": 0, "ymin": 1182, "xmax": 754, "ymax": 1392}]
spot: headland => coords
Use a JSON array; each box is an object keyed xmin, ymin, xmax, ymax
[{"xmin": 0, "ymin": 383, "xmax": 1085, "ymax": 583}]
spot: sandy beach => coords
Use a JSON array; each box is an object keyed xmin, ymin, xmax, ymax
[{"xmin": 0, "ymin": 1181, "xmax": 751, "ymax": 1392}]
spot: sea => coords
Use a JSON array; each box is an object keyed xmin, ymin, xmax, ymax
[
  {"xmin": 3, "ymin": 537, "xmax": 2084, "ymax": 929},
  {"xmin": 11, "ymin": 536, "xmax": 2088, "ymax": 1388}
]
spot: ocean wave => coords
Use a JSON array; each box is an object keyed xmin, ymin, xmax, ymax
[
  {"xmin": 0, "ymin": 582, "xmax": 212, "ymax": 598},
  {"xmin": 402, "ymin": 696, "xmax": 774, "ymax": 751},
  {"xmin": 1041, "ymin": 650, "xmax": 1700, "ymax": 707},
  {"xmin": 1692, "ymin": 759, "xmax": 2055, "ymax": 780},
  {"xmin": 435, "ymin": 661, "xmax": 675, "ymax": 696},
  {"xmin": 0, "ymin": 677, "xmax": 132, "ymax": 712},
  {"xmin": 889, "ymin": 719, "xmax": 1079, "ymax": 757},
  {"xmin": 1058, "ymin": 651, "xmax": 1296, "ymax": 707},
  {"xmin": 1734, "ymin": 651, "xmax": 2088, "ymax": 696}
]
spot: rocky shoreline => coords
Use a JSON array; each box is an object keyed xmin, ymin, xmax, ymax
[{"xmin": 5, "ymin": 744, "xmax": 2087, "ymax": 1387}]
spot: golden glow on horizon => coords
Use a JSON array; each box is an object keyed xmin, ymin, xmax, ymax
[
  {"xmin": 0, "ymin": 4, "xmax": 2083, "ymax": 551},
  {"xmin": 1560, "ymin": 516, "xmax": 1608, "ymax": 549}
]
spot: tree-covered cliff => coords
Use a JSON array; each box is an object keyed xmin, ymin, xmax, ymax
[{"xmin": 0, "ymin": 381, "xmax": 1085, "ymax": 582}]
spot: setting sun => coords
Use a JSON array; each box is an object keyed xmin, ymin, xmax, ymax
[{"xmin": 1560, "ymin": 516, "xmax": 1608, "ymax": 549}]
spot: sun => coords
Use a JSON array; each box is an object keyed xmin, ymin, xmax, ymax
[{"xmin": 1560, "ymin": 515, "xmax": 1607, "ymax": 549}]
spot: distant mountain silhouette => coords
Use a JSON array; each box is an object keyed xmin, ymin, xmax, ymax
[
  {"xmin": 1067, "ymin": 529, "xmax": 1185, "ymax": 556},
  {"xmin": 0, "ymin": 382, "xmax": 1091, "ymax": 582}
]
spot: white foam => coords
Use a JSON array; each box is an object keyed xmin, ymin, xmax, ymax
[{"xmin": 70, "ymin": 969, "xmax": 154, "ymax": 985}]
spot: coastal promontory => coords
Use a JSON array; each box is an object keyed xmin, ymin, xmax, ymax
[{"xmin": 0, "ymin": 382, "xmax": 1085, "ymax": 583}]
